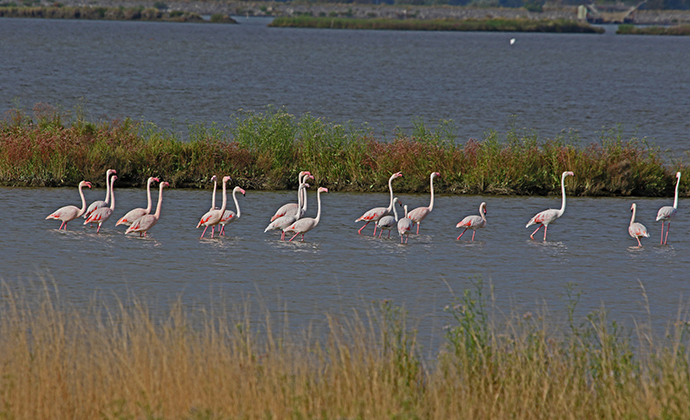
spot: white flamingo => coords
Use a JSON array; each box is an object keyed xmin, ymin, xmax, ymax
[
  {"xmin": 84, "ymin": 169, "xmax": 116, "ymax": 219},
  {"xmin": 45, "ymin": 181, "xmax": 92, "ymax": 230},
  {"xmin": 116, "ymin": 177, "xmax": 160, "ymax": 226},
  {"xmin": 376, "ymin": 197, "xmax": 402, "ymax": 239},
  {"xmin": 285, "ymin": 187, "xmax": 328, "ymax": 242},
  {"xmin": 197, "ymin": 176, "xmax": 231, "ymax": 239},
  {"xmin": 219, "ymin": 186, "xmax": 246, "ymax": 235},
  {"xmin": 125, "ymin": 182, "xmax": 170, "ymax": 237},
  {"xmin": 629, "ymin": 203, "xmax": 650, "ymax": 247},
  {"xmin": 397, "ymin": 204, "xmax": 414, "ymax": 244},
  {"xmin": 84, "ymin": 175, "xmax": 117, "ymax": 233},
  {"xmin": 526, "ymin": 171, "xmax": 574, "ymax": 241},
  {"xmin": 355, "ymin": 171, "xmax": 403, "ymax": 235},
  {"xmin": 265, "ymin": 183, "xmax": 309, "ymax": 240},
  {"xmin": 408, "ymin": 171, "xmax": 441, "ymax": 234},
  {"xmin": 456, "ymin": 202, "xmax": 487, "ymax": 241},
  {"xmin": 656, "ymin": 171, "xmax": 681, "ymax": 245},
  {"xmin": 270, "ymin": 171, "xmax": 311, "ymax": 221}
]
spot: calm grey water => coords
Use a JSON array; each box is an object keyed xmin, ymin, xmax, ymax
[
  {"xmin": 1, "ymin": 18, "xmax": 689, "ymax": 153},
  {"xmin": 1, "ymin": 185, "xmax": 689, "ymax": 347}
]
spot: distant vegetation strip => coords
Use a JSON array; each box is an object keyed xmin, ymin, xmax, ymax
[
  {"xmin": 0, "ymin": 5, "xmax": 236, "ymax": 23},
  {"xmin": 617, "ymin": 23, "xmax": 690, "ymax": 34},
  {"xmin": 269, "ymin": 16, "xmax": 605, "ymax": 33},
  {"xmin": 0, "ymin": 104, "xmax": 684, "ymax": 196}
]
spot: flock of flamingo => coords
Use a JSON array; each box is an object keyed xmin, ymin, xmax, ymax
[{"xmin": 45, "ymin": 169, "xmax": 682, "ymax": 246}]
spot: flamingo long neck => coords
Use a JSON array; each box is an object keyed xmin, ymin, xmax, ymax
[
  {"xmin": 428, "ymin": 174, "xmax": 436, "ymax": 212},
  {"xmin": 673, "ymin": 174, "xmax": 680, "ymax": 209},
  {"xmin": 109, "ymin": 177, "xmax": 116, "ymax": 210},
  {"xmin": 480, "ymin": 203, "xmax": 487, "ymax": 223},
  {"xmin": 211, "ymin": 178, "xmax": 217, "ymax": 210},
  {"xmin": 404, "ymin": 205, "xmax": 409, "ymax": 218},
  {"xmin": 153, "ymin": 184, "xmax": 165, "ymax": 219},
  {"xmin": 145, "ymin": 178, "xmax": 153, "ymax": 213},
  {"xmin": 232, "ymin": 188, "xmax": 241, "ymax": 218},
  {"xmin": 299, "ymin": 173, "xmax": 308, "ymax": 209},
  {"xmin": 558, "ymin": 173, "xmax": 568, "ymax": 217},
  {"xmin": 219, "ymin": 180, "xmax": 228, "ymax": 214},
  {"xmin": 314, "ymin": 190, "xmax": 323, "ymax": 226},
  {"xmin": 77, "ymin": 184, "xmax": 88, "ymax": 217},
  {"xmin": 386, "ymin": 175, "xmax": 395, "ymax": 212},
  {"xmin": 630, "ymin": 205, "xmax": 637, "ymax": 225},
  {"xmin": 104, "ymin": 171, "xmax": 111, "ymax": 204},
  {"xmin": 392, "ymin": 200, "xmax": 399, "ymax": 221}
]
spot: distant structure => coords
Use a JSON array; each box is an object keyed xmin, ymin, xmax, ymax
[{"xmin": 579, "ymin": 1, "xmax": 646, "ymax": 23}]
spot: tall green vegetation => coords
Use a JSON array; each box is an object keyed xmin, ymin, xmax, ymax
[
  {"xmin": 0, "ymin": 104, "xmax": 685, "ymax": 196},
  {"xmin": 617, "ymin": 23, "xmax": 690, "ymax": 34},
  {"xmin": 1, "ymin": 280, "xmax": 689, "ymax": 419}
]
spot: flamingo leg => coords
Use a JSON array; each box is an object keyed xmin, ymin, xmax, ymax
[
  {"xmin": 280, "ymin": 231, "xmax": 285, "ymax": 241},
  {"xmin": 378, "ymin": 229, "xmax": 383, "ymax": 238},
  {"xmin": 471, "ymin": 230, "xmax": 476, "ymax": 241},
  {"xmin": 457, "ymin": 229, "xmax": 467, "ymax": 240},
  {"xmin": 405, "ymin": 235, "xmax": 409, "ymax": 244},
  {"xmin": 530, "ymin": 225, "xmax": 542, "ymax": 240},
  {"xmin": 636, "ymin": 237, "xmax": 642, "ymax": 247},
  {"xmin": 388, "ymin": 230, "xmax": 391, "ymax": 239},
  {"xmin": 372, "ymin": 224, "xmax": 377, "ymax": 236},
  {"xmin": 665, "ymin": 222, "xmax": 671, "ymax": 245},
  {"xmin": 289, "ymin": 232, "xmax": 300, "ymax": 242},
  {"xmin": 400, "ymin": 235, "xmax": 404, "ymax": 244},
  {"xmin": 416, "ymin": 223, "xmax": 420, "ymax": 234},
  {"xmin": 96, "ymin": 224, "xmax": 101, "ymax": 233},
  {"xmin": 59, "ymin": 221, "xmax": 66, "ymax": 230},
  {"xmin": 200, "ymin": 226, "xmax": 208, "ymax": 239},
  {"xmin": 543, "ymin": 225, "xmax": 548, "ymax": 241},
  {"xmin": 211, "ymin": 226, "xmax": 215, "ymax": 239},
  {"xmin": 660, "ymin": 221, "xmax": 664, "ymax": 244},
  {"xmin": 301, "ymin": 234, "xmax": 305, "ymax": 242},
  {"xmin": 358, "ymin": 222, "xmax": 370, "ymax": 235}
]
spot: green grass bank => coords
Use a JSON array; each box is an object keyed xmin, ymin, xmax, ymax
[
  {"xmin": 269, "ymin": 16, "xmax": 604, "ymax": 33},
  {"xmin": 617, "ymin": 23, "xmax": 690, "ymax": 35},
  {"xmin": 0, "ymin": 105, "xmax": 685, "ymax": 196},
  {"xmin": 0, "ymin": 5, "xmax": 236, "ymax": 23},
  {"xmin": 1, "ymin": 281, "xmax": 689, "ymax": 419}
]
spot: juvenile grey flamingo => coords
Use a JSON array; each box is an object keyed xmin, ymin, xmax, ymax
[
  {"xmin": 397, "ymin": 204, "xmax": 414, "ymax": 244},
  {"xmin": 376, "ymin": 197, "xmax": 402, "ymax": 239}
]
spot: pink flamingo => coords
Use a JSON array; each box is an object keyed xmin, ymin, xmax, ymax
[
  {"xmin": 629, "ymin": 203, "xmax": 650, "ymax": 247},
  {"xmin": 376, "ymin": 197, "xmax": 402, "ymax": 238},
  {"xmin": 197, "ymin": 176, "xmax": 231, "ymax": 239},
  {"xmin": 219, "ymin": 187, "xmax": 246, "ymax": 235},
  {"xmin": 125, "ymin": 182, "xmax": 170, "ymax": 237},
  {"xmin": 456, "ymin": 202, "xmax": 487, "ymax": 241},
  {"xmin": 84, "ymin": 175, "xmax": 117, "ymax": 233},
  {"xmin": 397, "ymin": 204, "xmax": 414, "ymax": 244},
  {"xmin": 116, "ymin": 177, "xmax": 160, "ymax": 226},
  {"xmin": 270, "ymin": 171, "xmax": 311, "ymax": 221},
  {"xmin": 285, "ymin": 187, "xmax": 328, "ymax": 242},
  {"xmin": 408, "ymin": 171, "xmax": 441, "ymax": 234},
  {"xmin": 355, "ymin": 171, "xmax": 403, "ymax": 235},
  {"xmin": 45, "ymin": 181, "xmax": 92, "ymax": 230},
  {"xmin": 656, "ymin": 171, "xmax": 681, "ymax": 245},
  {"xmin": 526, "ymin": 171, "xmax": 574, "ymax": 241},
  {"xmin": 265, "ymin": 183, "xmax": 309, "ymax": 240},
  {"xmin": 84, "ymin": 169, "xmax": 116, "ymax": 219}
]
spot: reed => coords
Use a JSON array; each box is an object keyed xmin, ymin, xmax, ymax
[
  {"xmin": 0, "ymin": 104, "xmax": 685, "ymax": 196},
  {"xmin": 1, "ymin": 279, "xmax": 689, "ymax": 419},
  {"xmin": 269, "ymin": 16, "xmax": 605, "ymax": 33},
  {"xmin": 617, "ymin": 24, "xmax": 690, "ymax": 35}
]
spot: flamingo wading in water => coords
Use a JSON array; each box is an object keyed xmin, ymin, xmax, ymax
[
  {"xmin": 265, "ymin": 182, "xmax": 310, "ymax": 240},
  {"xmin": 84, "ymin": 169, "xmax": 116, "ymax": 220},
  {"xmin": 116, "ymin": 177, "xmax": 160, "ymax": 227},
  {"xmin": 125, "ymin": 182, "xmax": 169, "ymax": 237},
  {"xmin": 197, "ymin": 176, "xmax": 231, "ymax": 239},
  {"xmin": 629, "ymin": 203, "xmax": 650, "ymax": 247},
  {"xmin": 219, "ymin": 186, "xmax": 246, "ymax": 235},
  {"xmin": 45, "ymin": 181, "xmax": 92, "ymax": 230},
  {"xmin": 270, "ymin": 171, "xmax": 311, "ymax": 222},
  {"xmin": 408, "ymin": 171, "xmax": 441, "ymax": 234},
  {"xmin": 376, "ymin": 197, "xmax": 402, "ymax": 239},
  {"xmin": 456, "ymin": 202, "xmax": 487, "ymax": 241},
  {"xmin": 84, "ymin": 175, "xmax": 117, "ymax": 233},
  {"xmin": 285, "ymin": 187, "xmax": 328, "ymax": 242},
  {"xmin": 397, "ymin": 204, "xmax": 414, "ymax": 244},
  {"xmin": 355, "ymin": 171, "xmax": 403, "ymax": 235},
  {"xmin": 526, "ymin": 171, "xmax": 574, "ymax": 241},
  {"xmin": 656, "ymin": 171, "xmax": 681, "ymax": 245}
]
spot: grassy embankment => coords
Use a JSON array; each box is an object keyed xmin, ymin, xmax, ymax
[
  {"xmin": 1, "ymin": 280, "xmax": 689, "ymax": 419},
  {"xmin": 269, "ymin": 16, "xmax": 605, "ymax": 33},
  {"xmin": 0, "ymin": 104, "xmax": 684, "ymax": 196},
  {"xmin": 0, "ymin": 5, "xmax": 236, "ymax": 23},
  {"xmin": 617, "ymin": 23, "xmax": 690, "ymax": 35}
]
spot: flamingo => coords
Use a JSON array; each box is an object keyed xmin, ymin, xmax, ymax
[
  {"xmin": 629, "ymin": 203, "xmax": 650, "ymax": 247},
  {"xmin": 45, "ymin": 181, "xmax": 92, "ymax": 229},
  {"xmin": 197, "ymin": 176, "xmax": 231, "ymax": 239},
  {"xmin": 456, "ymin": 202, "xmax": 487, "ymax": 241},
  {"xmin": 270, "ymin": 171, "xmax": 311, "ymax": 221},
  {"xmin": 656, "ymin": 171, "xmax": 681, "ymax": 245},
  {"xmin": 397, "ymin": 204, "xmax": 414, "ymax": 244},
  {"xmin": 84, "ymin": 175, "xmax": 117, "ymax": 233},
  {"xmin": 219, "ymin": 186, "xmax": 246, "ymax": 235},
  {"xmin": 265, "ymin": 183, "xmax": 309, "ymax": 240},
  {"xmin": 208, "ymin": 175, "xmax": 219, "ymax": 210},
  {"xmin": 526, "ymin": 171, "xmax": 574, "ymax": 241},
  {"xmin": 408, "ymin": 171, "xmax": 441, "ymax": 234},
  {"xmin": 376, "ymin": 197, "xmax": 402, "ymax": 239},
  {"xmin": 285, "ymin": 187, "xmax": 328, "ymax": 242},
  {"xmin": 84, "ymin": 169, "xmax": 116, "ymax": 219},
  {"xmin": 125, "ymin": 182, "xmax": 170, "ymax": 237},
  {"xmin": 355, "ymin": 171, "xmax": 403, "ymax": 235},
  {"xmin": 115, "ymin": 177, "xmax": 160, "ymax": 226}
]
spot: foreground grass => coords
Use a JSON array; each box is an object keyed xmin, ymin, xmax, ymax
[
  {"xmin": 0, "ymin": 5, "xmax": 236, "ymax": 23},
  {"xmin": 1, "ymin": 280, "xmax": 689, "ymax": 419},
  {"xmin": 0, "ymin": 104, "xmax": 685, "ymax": 196},
  {"xmin": 269, "ymin": 16, "xmax": 604, "ymax": 33},
  {"xmin": 617, "ymin": 23, "xmax": 690, "ymax": 35}
]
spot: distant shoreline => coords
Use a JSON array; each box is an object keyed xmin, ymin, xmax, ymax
[{"xmin": 0, "ymin": 5, "xmax": 236, "ymax": 22}]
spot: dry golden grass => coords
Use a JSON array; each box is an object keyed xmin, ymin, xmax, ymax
[{"xmin": 0, "ymin": 281, "xmax": 689, "ymax": 419}]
